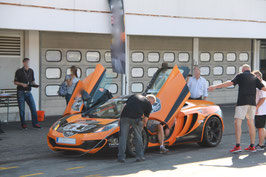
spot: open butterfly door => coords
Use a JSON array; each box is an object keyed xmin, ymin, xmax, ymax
[
  {"xmin": 63, "ymin": 64, "xmax": 106, "ymax": 116},
  {"xmin": 149, "ymin": 65, "xmax": 191, "ymax": 145}
]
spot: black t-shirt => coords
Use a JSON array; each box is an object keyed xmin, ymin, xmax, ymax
[
  {"xmin": 121, "ymin": 94, "xmax": 152, "ymax": 119},
  {"xmin": 14, "ymin": 67, "xmax": 35, "ymax": 91},
  {"xmin": 231, "ymin": 70, "xmax": 264, "ymax": 106}
]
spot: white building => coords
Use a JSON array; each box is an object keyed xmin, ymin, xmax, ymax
[{"xmin": 0, "ymin": 0, "xmax": 266, "ymax": 121}]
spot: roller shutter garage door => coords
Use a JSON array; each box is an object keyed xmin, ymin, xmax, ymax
[
  {"xmin": 128, "ymin": 36, "xmax": 193, "ymax": 94},
  {"xmin": 40, "ymin": 32, "xmax": 122, "ymax": 116},
  {"xmin": 198, "ymin": 38, "xmax": 252, "ymax": 104}
]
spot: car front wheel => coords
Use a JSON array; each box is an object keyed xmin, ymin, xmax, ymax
[{"xmin": 126, "ymin": 128, "xmax": 148, "ymax": 157}]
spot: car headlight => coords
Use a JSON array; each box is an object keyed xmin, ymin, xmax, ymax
[{"xmin": 95, "ymin": 121, "xmax": 119, "ymax": 133}]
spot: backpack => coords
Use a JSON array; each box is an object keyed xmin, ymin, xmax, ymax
[{"xmin": 58, "ymin": 81, "xmax": 68, "ymax": 97}]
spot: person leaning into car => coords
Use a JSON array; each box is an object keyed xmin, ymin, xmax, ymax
[
  {"xmin": 14, "ymin": 58, "xmax": 41, "ymax": 129},
  {"xmin": 208, "ymin": 64, "xmax": 266, "ymax": 153},
  {"xmin": 118, "ymin": 94, "xmax": 154, "ymax": 163},
  {"xmin": 187, "ymin": 65, "xmax": 208, "ymax": 100}
]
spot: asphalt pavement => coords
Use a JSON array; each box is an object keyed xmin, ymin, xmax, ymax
[{"xmin": 0, "ymin": 105, "xmax": 265, "ymax": 177}]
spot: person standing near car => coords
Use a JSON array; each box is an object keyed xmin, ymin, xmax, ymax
[
  {"xmin": 208, "ymin": 64, "xmax": 266, "ymax": 153},
  {"xmin": 187, "ymin": 65, "xmax": 208, "ymax": 100},
  {"xmin": 118, "ymin": 94, "xmax": 154, "ymax": 163},
  {"xmin": 65, "ymin": 66, "xmax": 79, "ymax": 104},
  {"xmin": 252, "ymin": 70, "xmax": 266, "ymax": 150},
  {"xmin": 14, "ymin": 58, "xmax": 41, "ymax": 129}
]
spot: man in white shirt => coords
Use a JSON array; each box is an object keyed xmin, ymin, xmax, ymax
[
  {"xmin": 187, "ymin": 66, "xmax": 208, "ymax": 100},
  {"xmin": 252, "ymin": 70, "xmax": 266, "ymax": 150}
]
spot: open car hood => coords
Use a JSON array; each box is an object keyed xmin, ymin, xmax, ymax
[
  {"xmin": 64, "ymin": 64, "xmax": 106, "ymax": 115},
  {"xmin": 148, "ymin": 65, "xmax": 191, "ymax": 125}
]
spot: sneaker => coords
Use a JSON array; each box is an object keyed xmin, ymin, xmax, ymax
[
  {"xmin": 230, "ymin": 146, "xmax": 242, "ymax": 153},
  {"xmin": 117, "ymin": 159, "xmax": 125, "ymax": 163},
  {"xmin": 136, "ymin": 157, "xmax": 145, "ymax": 162},
  {"xmin": 32, "ymin": 124, "xmax": 42, "ymax": 128},
  {"xmin": 244, "ymin": 146, "xmax": 256, "ymax": 152},
  {"xmin": 160, "ymin": 146, "xmax": 170, "ymax": 154},
  {"xmin": 255, "ymin": 144, "xmax": 265, "ymax": 151},
  {"xmin": 21, "ymin": 124, "xmax": 28, "ymax": 129}
]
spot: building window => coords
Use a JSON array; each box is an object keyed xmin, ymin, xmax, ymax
[
  {"xmin": 178, "ymin": 52, "xmax": 189, "ymax": 62},
  {"xmin": 226, "ymin": 53, "xmax": 236, "ymax": 62},
  {"xmin": 148, "ymin": 52, "xmax": 160, "ymax": 63},
  {"xmin": 163, "ymin": 52, "xmax": 175, "ymax": 62},
  {"xmin": 66, "ymin": 67, "xmax": 82, "ymax": 78},
  {"xmin": 106, "ymin": 68, "xmax": 118, "ymax": 78},
  {"xmin": 86, "ymin": 68, "xmax": 95, "ymax": 76},
  {"xmin": 226, "ymin": 66, "xmax": 236, "ymax": 75},
  {"xmin": 239, "ymin": 66, "xmax": 243, "ymax": 73},
  {"xmin": 105, "ymin": 83, "xmax": 118, "ymax": 94},
  {"xmin": 200, "ymin": 53, "xmax": 210, "ymax": 62},
  {"xmin": 239, "ymin": 53, "xmax": 249, "ymax": 61},
  {"xmin": 86, "ymin": 51, "xmax": 100, "ymax": 62},
  {"xmin": 213, "ymin": 80, "xmax": 223, "ymax": 86},
  {"xmin": 45, "ymin": 68, "xmax": 61, "ymax": 79},
  {"xmin": 213, "ymin": 53, "xmax": 223, "ymax": 62},
  {"xmin": 132, "ymin": 52, "xmax": 144, "ymax": 63},
  {"xmin": 104, "ymin": 52, "xmax": 111, "ymax": 63},
  {"xmin": 148, "ymin": 67, "xmax": 159, "ymax": 77},
  {"xmin": 66, "ymin": 51, "xmax": 81, "ymax": 62},
  {"xmin": 131, "ymin": 68, "xmax": 144, "ymax": 78},
  {"xmin": 213, "ymin": 66, "xmax": 223, "ymax": 76},
  {"xmin": 45, "ymin": 85, "xmax": 60, "ymax": 96},
  {"xmin": 206, "ymin": 80, "xmax": 210, "ymax": 88},
  {"xmin": 46, "ymin": 50, "xmax": 62, "ymax": 62},
  {"xmin": 200, "ymin": 66, "xmax": 210, "ymax": 76},
  {"xmin": 131, "ymin": 83, "xmax": 143, "ymax": 93}
]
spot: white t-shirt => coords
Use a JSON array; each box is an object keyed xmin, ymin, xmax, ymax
[{"xmin": 256, "ymin": 80, "xmax": 266, "ymax": 115}]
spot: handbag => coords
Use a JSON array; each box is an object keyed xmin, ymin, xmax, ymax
[{"xmin": 58, "ymin": 80, "xmax": 68, "ymax": 97}]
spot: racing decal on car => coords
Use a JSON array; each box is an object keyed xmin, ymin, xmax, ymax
[
  {"xmin": 151, "ymin": 97, "xmax": 161, "ymax": 113},
  {"xmin": 62, "ymin": 121, "xmax": 99, "ymax": 137},
  {"xmin": 71, "ymin": 96, "xmax": 83, "ymax": 112}
]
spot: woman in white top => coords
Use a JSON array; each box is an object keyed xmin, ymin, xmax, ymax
[{"xmin": 65, "ymin": 66, "xmax": 79, "ymax": 104}]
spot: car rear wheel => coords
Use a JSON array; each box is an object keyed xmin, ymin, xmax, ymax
[
  {"xmin": 126, "ymin": 128, "xmax": 148, "ymax": 157},
  {"xmin": 198, "ymin": 116, "xmax": 223, "ymax": 147}
]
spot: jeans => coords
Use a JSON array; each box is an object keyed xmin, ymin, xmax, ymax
[
  {"xmin": 65, "ymin": 93, "xmax": 72, "ymax": 105},
  {"xmin": 118, "ymin": 117, "xmax": 144, "ymax": 160},
  {"xmin": 17, "ymin": 91, "xmax": 38, "ymax": 125}
]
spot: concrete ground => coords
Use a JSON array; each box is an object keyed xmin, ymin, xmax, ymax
[{"xmin": 0, "ymin": 106, "xmax": 265, "ymax": 177}]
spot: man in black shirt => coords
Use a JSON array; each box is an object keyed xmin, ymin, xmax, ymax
[
  {"xmin": 209, "ymin": 64, "xmax": 266, "ymax": 153},
  {"xmin": 14, "ymin": 58, "xmax": 41, "ymax": 129},
  {"xmin": 118, "ymin": 94, "xmax": 154, "ymax": 163}
]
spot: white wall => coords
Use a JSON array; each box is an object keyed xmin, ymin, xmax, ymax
[
  {"xmin": 0, "ymin": 0, "xmax": 266, "ymax": 38},
  {"xmin": 25, "ymin": 31, "xmax": 40, "ymax": 110}
]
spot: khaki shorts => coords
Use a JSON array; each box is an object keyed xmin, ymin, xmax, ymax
[{"xmin": 234, "ymin": 105, "xmax": 256, "ymax": 120}]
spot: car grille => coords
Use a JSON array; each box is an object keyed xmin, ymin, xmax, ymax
[{"xmin": 48, "ymin": 137, "xmax": 106, "ymax": 150}]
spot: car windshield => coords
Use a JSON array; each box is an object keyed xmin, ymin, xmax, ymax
[
  {"xmin": 87, "ymin": 98, "xmax": 127, "ymax": 118},
  {"xmin": 147, "ymin": 68, "xmax": 186, "ymax": 95}
]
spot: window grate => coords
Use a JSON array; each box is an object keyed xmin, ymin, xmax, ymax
[{"xmin": 0, "ymin": 36, "xmax": 21, "ymax": 56}]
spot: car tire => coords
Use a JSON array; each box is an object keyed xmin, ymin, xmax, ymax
[
  {"xmin": 198, "ymin": 116, "xmax": 223, "ymax": 147},
  {"xmin": 126, "ymin": 128, "xmax": 148, "ymax": 157}
]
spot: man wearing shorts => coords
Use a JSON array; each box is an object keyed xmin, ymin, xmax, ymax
[
  {"xmin": 253, "ymin": 70, "xmax": 266, "ymax": 150},
  {"xmin": 209, "ymin": 64, "xmax": 266, "ymax": 153},
  {"xmin": 147, "ymin": 119, "xmax": 170, "ymax": 154}
]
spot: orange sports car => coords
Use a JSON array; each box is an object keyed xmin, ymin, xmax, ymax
[{"xmin": 47, "ymin": 64, "xmax": 224, "ymax": 156}]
